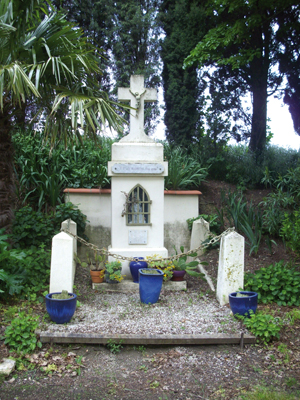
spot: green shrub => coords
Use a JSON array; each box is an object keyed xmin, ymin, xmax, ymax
[
  {"xmin": 4, "ymin": 312, "xmax": 42, "ymax": 354},
  {"xmin": 0, "ymin": 229, "xmax": 27, "ymax": 296},
  {"xmin": 19, "ymin": 245, "xmax": 51, "ymax": 294},
  {"xmin": 54, "ymin": 202, "xmax": 88, "ymax": 241},
  {"xmin": 239, "ymin": 311, "xmax": 282, "ymax": 344},
  {"xmin": 164, "ymin": 146, "xmax": 208, "ymax": 190},
  {"xmin": 244, "ymin": 261, "xmax": 300, "ymax": 306},
  {"xmin": 217, "ymin": 190, "xmax": 264, "ymax": 255},
  {"xmin": 12, "ymin": 202, "xmax": 88, "ymax": 248},
  {"xmin": 0, "ymin": 229, "xmax": 51, "ymax": 296},
  {"xmin": 280, "ymin": 211, "xmax": 300, "ymax": 255},
  {"xmin": 13, "ymin": 130, "xmax": 113, "ymax": 211},
  {"xmin": 12, "ymin": 206, "xmax": 55, "ymax": 248},
  {"xmin": 187, "ymin": 213, "xmax": 221, "ymax": 234},
  {"xmin": 261, "ymin": 166, "xmax": 300, "ymax": 236}
]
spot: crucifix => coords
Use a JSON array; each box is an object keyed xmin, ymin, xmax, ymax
[{"xmin": 118, "ymin": 75, "xmax": 157, "ymax": 142}]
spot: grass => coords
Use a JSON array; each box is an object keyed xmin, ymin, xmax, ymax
[{"xmin": 239, "ymin": 386, "xmax": 300, "ymax": 400}]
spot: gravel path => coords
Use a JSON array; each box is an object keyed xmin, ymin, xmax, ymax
[{"xmin": 43, "ymin": 290, "xmax": 246, "ymax": 336}]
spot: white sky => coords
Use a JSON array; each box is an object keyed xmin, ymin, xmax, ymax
[{"xmin": 268, "ymin": 97, "xmax": 300, "ymax": 150}]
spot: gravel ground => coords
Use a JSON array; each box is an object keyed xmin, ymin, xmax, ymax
[{"xmin": 43, "ymin": 290, "xmax": 246, "ymax": 336}]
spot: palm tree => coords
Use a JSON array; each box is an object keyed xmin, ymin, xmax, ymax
[{"xmin": 0, "ymin": 0, "xmax": 126, "ymax": 229}]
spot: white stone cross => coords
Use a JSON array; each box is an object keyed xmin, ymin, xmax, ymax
[{"xmin": 118, "ymin": 75, "xmax": 157, "ymax": 142}]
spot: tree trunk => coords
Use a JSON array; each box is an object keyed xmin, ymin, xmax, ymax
[
  {"xmin": 249, "ymin": 80, "xmax": 267, "ymax": 153},
  {"xmin": 249, "ymin": 23, "xmax": 270, "ymax": 153},
  {"xmin": 0, "ymin": 110, "xmax": 15, "ymax": 231}
]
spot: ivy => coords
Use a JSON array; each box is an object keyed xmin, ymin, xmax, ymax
[
  {"xmin": 244, "ymin": 261, "xmax": 300, "ymax": 306},
  {"xmin": 4, "ymin": 312, "xmax": 42, "ymax": 354}
]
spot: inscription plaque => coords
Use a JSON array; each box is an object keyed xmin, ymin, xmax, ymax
[
  {"xmin": 112, "ymin": 163, "xmax": 164, "ymax": 174},
  {"xmin": 129, "ymin": 230, "xmax": 148, "ymax": 245}
]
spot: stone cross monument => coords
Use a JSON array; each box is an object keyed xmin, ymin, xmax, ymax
[
  {"xmin": 118, "ymin": 75, "xmax": 157, "ymax": 142},
  {"xmin": 108, "ymin": 75, "xmax": 168, "ymax": 278}
]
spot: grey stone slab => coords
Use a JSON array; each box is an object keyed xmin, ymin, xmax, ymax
[{"xmin": 92, "ymin": 280, "xmax": 187, "ymax": 291}]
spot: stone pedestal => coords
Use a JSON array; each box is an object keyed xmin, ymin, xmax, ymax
[{"xmin": 108, "ymin": 75, "xmax": 168, "ymax": 277}]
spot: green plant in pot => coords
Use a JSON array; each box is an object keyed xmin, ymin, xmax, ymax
[
  {"xmin": 145, "ymin": 254, "xmax": 174, "ymax": 281},
  {"xmin": 105, "ymin": 260, "xmax": 123, "ymax": 283},
  {"xmin": 75, "ymin": 251, "xmax": 106, "ymax": 283},
  {"xmin": 171, "ymin": 246, "xmax": 205, "ymax": 281}
]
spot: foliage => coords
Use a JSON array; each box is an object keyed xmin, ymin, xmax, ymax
[
  {"xmin": 0, "ymin": 0, "xmax": 125, "ymax": 230},
  {"xmin": 261, "ymin": 165, "xmax": 300, "ymax": 236},
  {"xmin": 4, "ymin": 312, "xmax": 42, "ymax": 354},
  {"xmin": 18, "ymin": 245, "xmax": 51, "ymax": 295},
  {"xmin": 172, "ymin": 246, "xmax": 205, "ymax": 279},
  {"xmin": 12, "ymin": 202, "xmax": 87, "ymax": 249},
  {"xmin": 58, "ymin": 0, "xmax": 161, "ymax": 136},
  {"xmin": 280, "ymin": 211, "xmax": 300, "ymax": 256},
  {"xmin": 105, "ymin": 261, "xmax": 123, "ymax": 282},
  {"xmin": 184, "ymin": 0, "xmax": 299, "ymax": 152},
  {"xmin": 218, "ymin": 190, "xmax": 264, "ymax": 255},
  {"xmin": 238, "ymin": 310, "xmax": 282, "ymax": 344},
  {"xmin": 52, "ymin": 290, "xmax": 71, "ymax": 299},
  {"xmin": 240, "ymin": 385, "xmax": 299, "ymax": 400},
  {"xmin": 13, "ymin": 131, "xmax": 112, "ymax": 211},
  {"xmin": 146, "ymin": 255, "xmax": 174, "ymax": 281},
  {"xmin": 54, "ymin": 202, "xmax": 87, "ymax": 241},
  {"xmin": 286, "ymin": 308, "xmax": 300, "ymax": 325},
  {"xmin": 187, "ymin": 214, "xmax": 221, "ymax": 234},
  {"xmin": 106, "ymin": 339, "xmax": 123, "ymax": 354},
  {"xmin": 0, "ymin": 0, "xmax": 125, "ymax": 139},
  {"xmin": 0, "ymin": 229, "xmax": 27, "ymax": 295},
  {"xmin": 0, "ymin": 229, "xmax": 51, "ymax": 296},
  {"xmin": 75, "ymin": 251, "xmax": 106, "ymax": 271},
  {"xmin": 159, "ymin": 0, "xmax": 206, "ymax": 145},
  {"xmin": 12, "ymin": 206, "xmax": 55, "ymax": 248},
  {"xmin": 244, "ymin": 261, "xmax": 300, "ymax": 306},
  {"xmin": 196, "ymin": 143, "xmax": 300, "ymax": 188},
  {"xmin": 164, "ymin": 146, "xmax": 208, "ymax": 190}
]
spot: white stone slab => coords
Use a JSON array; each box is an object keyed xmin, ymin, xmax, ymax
[
  {"xmin": 129, "ymin": 230, "xmax": 148, "ymax": 245},
  {"xmin": 216, "ymin": 231, "xmax": 244, "ymax": 306},
  {"xmin": 190, "ymin": 218, "xmax": 210, "ymax": 259},
  {"xmin": 50, "ymin": 231, "xmax": 75, "ymax": 293}
]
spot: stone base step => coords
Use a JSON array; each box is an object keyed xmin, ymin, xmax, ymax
[
  {"xmin": 39, "ymin": 332, "xmax": 256, "ymax": 346},
  {"xmin": 92, "ymin": 280, "xmax": 187, "ymax": 291}
]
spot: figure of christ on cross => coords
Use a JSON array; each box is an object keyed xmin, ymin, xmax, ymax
[{"xmin": 118, "ymin": 75, "xmax": 157, "ymax": 142}]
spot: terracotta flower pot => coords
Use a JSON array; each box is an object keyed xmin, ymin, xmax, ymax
[{"xmin": 90, "ymin": 270, "xmax": 104, "ymax": 283}]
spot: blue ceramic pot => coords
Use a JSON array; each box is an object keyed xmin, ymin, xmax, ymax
[
  {"xmin": 45, "ymin": 292, "xmax": 77, "ymax": 324},
  {"xmin": 229, "ymin": 291, "xmax": 258, "ymax": 317},
  {"xmin": 139, "ymin": 268, "xmax": 164, "ymax": 304},
  {"xmin": 129, "ymin": 257, "xmax": 148, "ymax": 283}
]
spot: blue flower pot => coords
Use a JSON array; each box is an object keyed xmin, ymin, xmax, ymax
[
  {"xmin": 45, "ymin": 292, "xmax": 77, "ymax": 324},
  {"xmin": 129, "ymin": 257, "xmax": 148, "ymax": 283},
  {"xmin": 139, "ymin": 268, "xmax": 164, "ymax": 304},
  {"xmin": 229, "ymin": 291, "xmax": 258, "ymax": 317}
]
